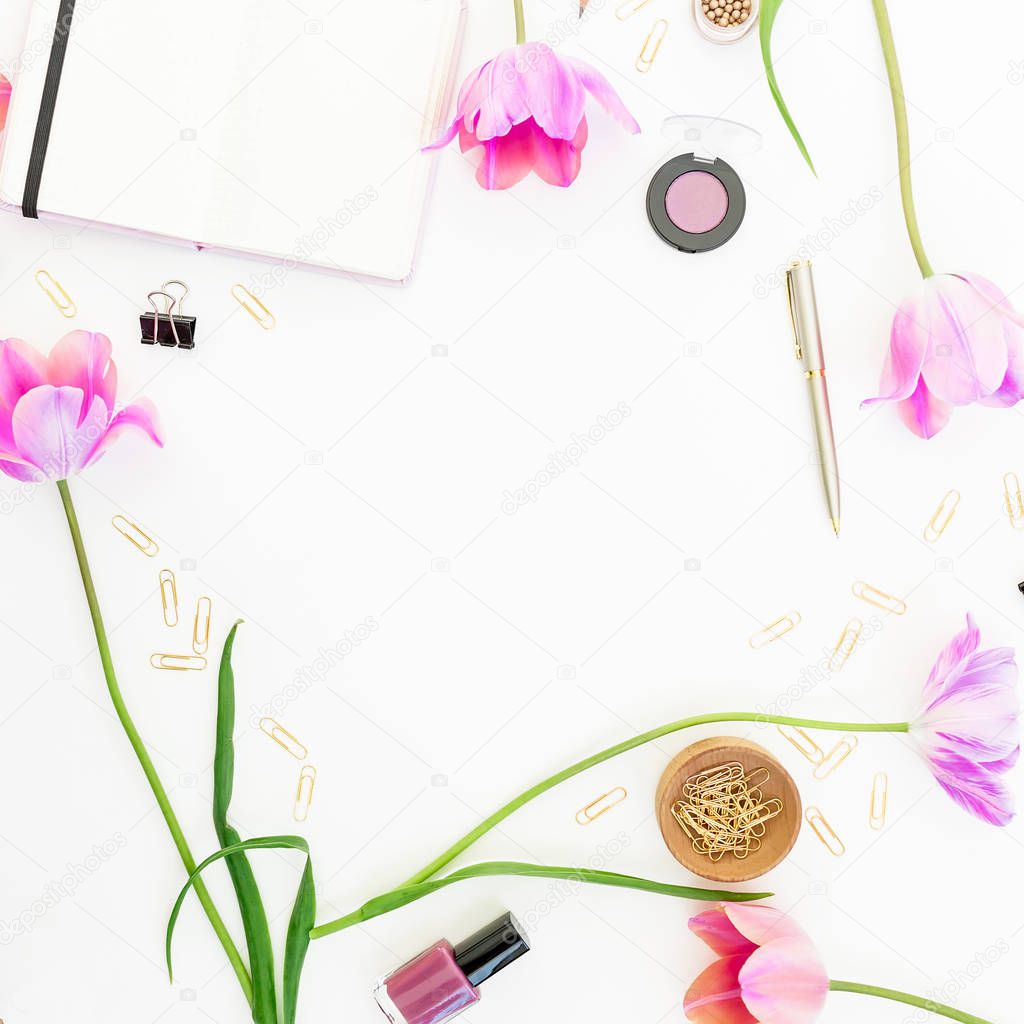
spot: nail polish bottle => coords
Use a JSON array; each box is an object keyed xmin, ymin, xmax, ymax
[{"xmin": 373, "ymin": 912, "xmax": 530, "ymax": 1024}]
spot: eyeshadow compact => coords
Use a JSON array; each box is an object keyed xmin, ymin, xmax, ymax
[{"xmin": 646, "ymin": 116, "xmax": 761, "ymax": 254}]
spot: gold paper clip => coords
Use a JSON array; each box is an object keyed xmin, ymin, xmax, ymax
[
  {"xmin": 159, "ymin": 569, "xmax": 179, "ymax": 627},
  {"xmin": 1003, "ymin": 473, "xmax": 1024, "ymax": 530},
  {"xmin": 805, "ymin": 806, "xmax": 845, "ymax": 856},
  {"xmin": 259, "ymin": 717, "xmax": 308, "ymax": 760},
  {"xmin": 111, "ymin": 514, "xmax": 159, "ymax": 557},
  {"xmin": 777, "ymin": 724, "xmax": 824, "ymax": 765},
  {"xmin": 294, "ymin": 765, "xmax": 317, "ymax": 822},
  {"xmin": 150, "ymin": 653, "xmax": 207, "ymax": 671},
  {"xmin": 576, "ymin": 786, "xmax": 628, "ymax": 825},
  {"xmin": 923, "ymin": 489, "xmax": 959, "ymax": 543},
  {"xmin": 616, "ymin": 0, "xmax": 652, "ymax": 18},
  {"xmin": 748, "ymin": 611, "xmax": 801, "ymax": 649},
  {"xmin": 829, "ymin": 618, "xmax": 863, "ymax": 673},
  {"xmin": 636, "ymin": 19, "xmax": 667, "ymax": 73},
  {"xmin": 192, "ymin": 596, "xmax": 212, "ymax": 655},
  {"xmin": 35, "ymin": 269, "xmax": 76, "ymax": 318},
  {"xmin": 851, "ymin": 580, "xmax": 906, "ymax": 616},
  {"xmin": 230, "ymin": 284, "xmax": 276, "ymax": 330},
  {"xmin": 869, "ymin": 772, "xmax": 888, "ymax": 831},
  {"xmin": 813, "ymin": 735, "xmax": 858, "ymax": 781}
]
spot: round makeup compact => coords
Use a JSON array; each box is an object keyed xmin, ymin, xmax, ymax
[
  {"xmin": 646, "ymin": 115, "xmax": 761, "ymax": 255},
  {"xmin": 647, "ymin": 153, "xmax": 745, "ymax": 253}
]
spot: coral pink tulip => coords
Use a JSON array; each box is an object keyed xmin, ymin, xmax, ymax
[
  {"xmin": 0, "ymin": 331, "xmax": 162, "ymax": 482},
  {"xmin": 426, "ymin": 42, "xmax": 639, "ymax": 190},
  {"xmin": 684, "ymin": 904, "xmax": 828, "ymax": 1024},
  {"xmin": 685, "ymin": 904, "xmax": 997, "ymax": 1023},
  {"xmin": 912, "ymin": 613, "xmax": 1020, "ymax": 826},
  {"xmin": 863, "ymin": 273, "xmax": 1024, "ymax": 438}
]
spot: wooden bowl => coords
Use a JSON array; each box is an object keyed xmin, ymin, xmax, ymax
[{"xmin": 655, "ymin": 736, "xmax": 801, "ymax": 883}]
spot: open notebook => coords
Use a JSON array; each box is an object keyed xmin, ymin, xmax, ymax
[{"xmin": 0, "ymin": 0, "xmax": 465, "ymax": 283}]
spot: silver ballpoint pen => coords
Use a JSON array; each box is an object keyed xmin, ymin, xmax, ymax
[{"xmin": 785, "ymin": 259, "xmax": 841, "ymax": 536}]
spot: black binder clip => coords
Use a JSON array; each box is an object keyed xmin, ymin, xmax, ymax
[{"xmin": 140, "ymin": 279, "xmax": 196, "ymax": 349}]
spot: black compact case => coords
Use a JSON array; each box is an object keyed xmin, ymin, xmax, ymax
[{"xmin": 646, "ymin": 153, "xmax": 746, "ymax": 254}]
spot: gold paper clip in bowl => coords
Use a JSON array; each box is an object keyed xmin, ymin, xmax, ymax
[
  {"xmin": 259, "ymin": 717, "xmax": 309, "ymax": 760},
  {"xmin": 192, "ymin": 596, "xmax": 212, "ymax": 655},
  {"xmin": 829, "ymin": 618, "xmax": 863, "ymax": 673},
  {"xmin": 231, "ymin": 284, "xmax": 276, "ymax": 330},
  {"xmin": 575, "ymin": 786, "xmax": 628, "ymax": 825},
  {"xmin": 777, "ymin": 724, "xmax": 824, "ymax": 764},
  {"xmin": 804, "ymin": 806, "xmax": 845, "ymax": 856},
  {"xmin": 636, "ymin": 19, "xmax": 668, "ymax": 73},
  {"xmin": 616, "ymin": 0, "xmax": 652, "ymax": 18},
  {"xmin": 748, "ymin": 611, "xmax": 801, "ymax": 650},
  {"xmin": 869, "ymin": 772, "xmax": 888, "ymax": 831},
  {"xmin": 159, "ymin": 569, "xmax": 179, "ymax": 627},
  {"xmin": 1003, "ymin": 473, "xmax": 1024, "ymax": 530},
  {"xmin": 813, "ymin": 735, "xmax": 858, "ymax": 781},
  {"xmin": 851, "ymin": 580, "xmax": 906, "ymax": 616},
  {"xmin": 35, "ymin": 269, "xmax": 77, "ymax": 318},
  {"xmin": 111, "ymin": 514, "xmax": 159, "ymax": 557},
  {"xmin": 294, "ymin": 765, "xmax": 317, "ymax": 822},
  {"xmin": 150, "ymin": 653, "xmax": 208, "ymax": 671},
  {"xmin": 923, "ymin": 489, "xmax": 959, "ymax": 543}
]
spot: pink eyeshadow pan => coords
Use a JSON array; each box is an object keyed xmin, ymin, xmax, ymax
[{"xmin": 664, "ymin": 170, "xmax": 729, "ymax": 234}]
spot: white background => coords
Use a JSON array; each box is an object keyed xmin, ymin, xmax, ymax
[{"xmin": 0, "ymin": 1, "xmax": 1022, "ymax": 1022}]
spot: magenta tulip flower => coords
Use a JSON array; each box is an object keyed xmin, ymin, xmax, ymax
[
  {"xmin": 0, "ymin": 331, "xmax": 162, "ymax": 482},
  {"xmin": 0, "ymin": 73, "xmax": 10, "ymax": 133},
  {"xmin": 912, "ymin": 613, "xmax": 1020, "ymax": 826},
  {"xmin": 862, "ymin": 273, "xmax": 1024, "ymax": 438},
  {"xmin": 685, "ymin": 905, "xmax": 828, "ymax": 1024},
  {"xmin": 685, "ymin": 904, "xmax": 997, "ymax": 1024},
  {"xmin": 426, "ymin": 39, "xmax": 639, "ymax": 189}
]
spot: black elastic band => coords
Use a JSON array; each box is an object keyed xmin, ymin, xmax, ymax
[{"xmin": 22, "ymin": 0, "xmax": 78, "ymax": 218}]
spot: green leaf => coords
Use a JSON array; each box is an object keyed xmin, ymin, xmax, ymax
[
  {"xmin": 309, "ymin": 860, "xmax": 771, "ymax": 939},
  {"xmin": 167, "ymin": 836, "xmax": 311, "ymax": 984},
  {"xmin": 283, "ymin": 857, "xmax": 316, "ymax": 1024},
  {"xmin": 760, "ymin": 0, "xmax": 816, "ymax": 174},
  {"xmin": 214, "ymin": 623, "xmax": 278, "ymax": 1024}
]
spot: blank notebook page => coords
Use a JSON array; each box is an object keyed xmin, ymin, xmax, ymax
[{"xmin": 0, "ymin": 0, "xmax": 464, "ymax": 282}]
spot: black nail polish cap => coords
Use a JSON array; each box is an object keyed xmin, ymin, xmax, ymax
[{"xmin": 453, "ymin": 912, "xmax": 530, "ymax": 987}]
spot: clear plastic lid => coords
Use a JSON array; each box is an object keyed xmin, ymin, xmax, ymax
[{"xmin": 661, "ymin": 115, "xmax": 762, "ymax": 163}]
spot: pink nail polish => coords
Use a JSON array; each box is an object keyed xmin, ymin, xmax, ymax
[{"xmin": 373, "ymin": 913, "xmax": 529, "ymax": 1024}]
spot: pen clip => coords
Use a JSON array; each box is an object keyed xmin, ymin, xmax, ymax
[{"xmin": 785, "ymin": 266, "xmax": 803, "ymax": 361}]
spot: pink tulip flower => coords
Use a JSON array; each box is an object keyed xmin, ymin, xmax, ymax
[
  {"xmin": 912, "ymin": 613, "xmax": 1020, "ymax": 826},
  {"xmin": 426, "ymin": 41, "xmax": 639, "ymax": 190},
  {"xmin": 0, "ymin": 331, "xmax": 162, "ymax": 482},
  {"xmin": 684, "ymin": 904, "xmax": 996, "ymax": 1023},
  {"xmin": 862, "ymin": 273, "xmax": 1024, "ymax": 438},
  {"xmin": 0, "ymin": 74, "xmax": 10, "ymax": 133},
  {"xmin": 684, "ymin": 904, "xmax": 828, "ymax": 1024}
]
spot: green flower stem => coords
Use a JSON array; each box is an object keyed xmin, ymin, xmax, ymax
[
  {"xmin": 513, "ymin": 0, "xmax": 526, "ymax": 44},
  {"xmin": 56, "ymin": 480, "xmax": 254, "ymax": 1009},
  {"xmin": 830, "ymin": 980, "xmax": 994, "ymax": 1023},
  {"xmin": 401, "ymin": 712, "xmax": 908, "ymax": 888},
  {"xmin": 871, "ymin": 0, "xmax": 934, "ymax": 278},
  {"xmin": 310, "ymin": 860, "xmax": 771, "ymax": 941}
]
